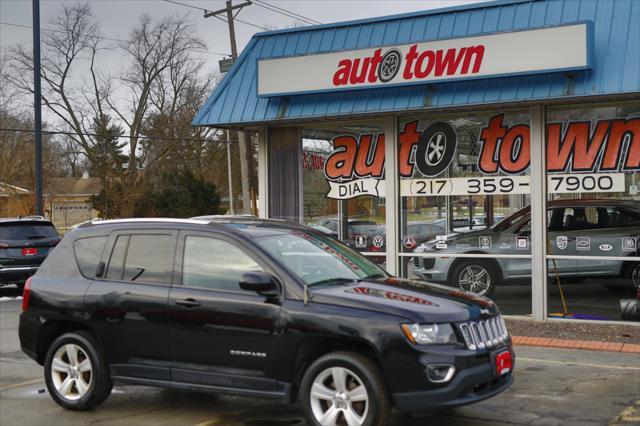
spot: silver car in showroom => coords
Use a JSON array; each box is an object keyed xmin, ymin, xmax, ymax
[{"xmin": 413, "ymin": 199, "xmax": 640, "ymax": 296}]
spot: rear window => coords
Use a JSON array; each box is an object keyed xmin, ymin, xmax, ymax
[
  {"xmin": 73, "ymin": 236, "xmax": 108, "ymax": 278},
  {"xmin": 0, "ymin": 222, "xmax": 58, "ymax": 240}
]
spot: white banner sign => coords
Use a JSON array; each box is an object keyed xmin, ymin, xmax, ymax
[
  {"xmin": 327, "ymin": 178, "xmax": 385, "ymax": 199},
  {"xmin": 401, "ymin": 173, "xmax": 625, "ymax": 197},
  {"xmin": 258, "ymin": 23, "xmax": 590, "ymax": 96}
]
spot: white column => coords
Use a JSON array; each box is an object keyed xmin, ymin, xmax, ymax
[
  {"xmin": 257, "ymin": 126, "xmax": 269, "ymax": 219},
  {"xmin": 530, "ymin": 105, "xmax": 548, "ymax": 321},
  {"xmin": 384, "ymin": 116, "xmax": 399, "ymax": 276}
]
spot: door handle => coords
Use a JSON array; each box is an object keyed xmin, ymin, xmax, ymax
[{"xmin": 175, "ymin": 298, "xmax": 201, "ymax": 308}]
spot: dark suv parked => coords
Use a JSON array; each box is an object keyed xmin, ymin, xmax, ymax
[
  {"xmin": 0, "ymin": 217, "xmax": 60, "ymax": 289},
  {"xmin": 20, "ymin": 218, "xmax": 513, "ymax": 425}
]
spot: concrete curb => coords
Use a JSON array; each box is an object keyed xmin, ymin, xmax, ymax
[{"xmin": 512, "ymin": 335, "xmax": 640, "ymax": 353}]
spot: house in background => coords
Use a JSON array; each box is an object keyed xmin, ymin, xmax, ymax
[
  {"xmin": 0, "ymin": 182, "xmax": 32, "ymax": 217},
  {"xmin": 45, "ymin": 172, "xmax": 102, "ymax": 232}
]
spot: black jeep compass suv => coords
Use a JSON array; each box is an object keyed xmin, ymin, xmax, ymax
[{"xmin": 19, "ymin": 217, "xmax": 513, "ymax": 425}]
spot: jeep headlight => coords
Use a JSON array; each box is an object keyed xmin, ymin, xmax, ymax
[{"xmin": 401, "ymin": 323, "xmax": 457, "ymax": 345}]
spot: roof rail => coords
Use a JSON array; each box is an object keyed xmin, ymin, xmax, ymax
[{"xmin": 77, "ymin": 218, "xmax": 211, "ymax": 228}]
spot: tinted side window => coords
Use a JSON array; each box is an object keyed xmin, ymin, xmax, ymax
[
  {"xmin": 183, "ymin": 236, "xmax": 263, "ymax": 292},
  {"xmin": 73, "ymin": 236, "xmax": 107, "ymax": 278},
  {"xmin": 121, "ymin": 235, "xmax": 174, "ymax": 284},
  {"xmin": 105, "ymin": 235, "xmax": 129, "ymax": 280}
]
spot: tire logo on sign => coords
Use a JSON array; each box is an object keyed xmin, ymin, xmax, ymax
[
  {"xmin": 378, "ymin": 49, "xmax": 402, "ymax": 82},
  {"xmin": 372, "ymin": 235, "xmax": 385, "ymax": 248},
  {"xmin": 598, "ymin": 244, "xmax": 613, "ymax": 252},
  {"xmin": 415, "ymin": 122, "xmax": 457, "ymax": 177},
  {"xmin": 556, "ymin": 236, "xmax": 568, "ymax": 250}
]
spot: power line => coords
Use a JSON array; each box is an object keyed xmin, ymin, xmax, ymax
[
  {"xmin": 163, "ymin": 0, "xmax": 268, "ymax": 31},
  {"xmin": 0, "ymin": 21, "xmax": 230, "ymax": 56},
  {"xmin": 0, "ymin": 127, "xmax": 235, "ymax": 144},
  {"xmin": 252, "ymin": 0, "xmax": 321, "ymax": 25}
]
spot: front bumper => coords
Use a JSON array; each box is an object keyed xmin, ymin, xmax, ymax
[
  {"xmin": 412, "ymin": 256, "xmax": 452, "ymax": 282},
  {"xmin": 392, "ymin": 346, "xmax": 514, "ymax": 413}
]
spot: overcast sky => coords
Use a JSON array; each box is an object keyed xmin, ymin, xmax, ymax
[{"xmin": 1, "ymin": 0, "xmax": 482, "ymax": 124}]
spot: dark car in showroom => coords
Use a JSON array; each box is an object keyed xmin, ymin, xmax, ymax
[
  {"xmin": 20, "ymin": 217, "xmax": 513, "ymax": 425},
  {"xmin": 0, "ymin": 216, "xmax": 60, "ymax": 289},
  {"xmin": 413, "ymin": 200, "xmax": 640, "ymax": 296}
]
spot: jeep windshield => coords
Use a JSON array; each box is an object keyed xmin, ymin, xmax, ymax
[{"xmin": 255, "ymin": 229, "xmax": 387, "ymax": 286}]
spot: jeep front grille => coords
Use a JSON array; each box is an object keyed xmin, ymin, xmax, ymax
[{"xmin": 458, "ymin": 316, "xmax": 509, "ymax": 350}]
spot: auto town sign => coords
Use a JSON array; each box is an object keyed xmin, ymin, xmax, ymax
[
  {"xmin": 323, "ymin": 115, "xmax": 639, "ymax": 199},
  {"xmin": 258, "ymin": 22, "xmax": 591, "ymax": 96}
]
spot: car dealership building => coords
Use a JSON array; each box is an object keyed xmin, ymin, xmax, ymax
[{"xmin": 193, "ymin": 0, "xmax": 640, "ymax": 322}]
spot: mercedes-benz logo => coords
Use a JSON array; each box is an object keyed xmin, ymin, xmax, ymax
[
  {"xmin": 378, "ymin": 49, "xmax": 402, "ymax": 83},
  {"xmin": 426, "ymin": 132, "xmax": 446, "ymax": 166}
]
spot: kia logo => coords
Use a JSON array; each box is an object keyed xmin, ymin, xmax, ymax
[{"xmin": 599, "ymin": 244, "xmax": 613, "ymax": 251}]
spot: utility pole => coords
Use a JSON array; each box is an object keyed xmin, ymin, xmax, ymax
[
  {"xmin": 32, "ymin": 0, "xmax": 43, "ymax": 216},
  {"xmin": 226, "ymin": 130, "xmax": 234, "ymax": 214},
  {"xmin": 205, "ymin": 1, "xmax": 253, "ymax": 214}
]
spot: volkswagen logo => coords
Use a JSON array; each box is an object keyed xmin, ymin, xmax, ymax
[{"xmin": 378, "ymin": 49, "xmax": 402, "ymax": 83}]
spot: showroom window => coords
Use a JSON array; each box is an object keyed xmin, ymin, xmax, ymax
[
  {"xmin": 397, "ymin": 110, "xmax": 533, "ymax": 316},
  {"xmin": 545, "ymin": 102, "xmax": 640, "ymax": 322},
  {"xmin": 302, "ymin": 121, "xmax": 387, "ymax": 265}
]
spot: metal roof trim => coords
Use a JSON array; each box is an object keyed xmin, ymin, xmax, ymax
[
  {"xmin": 251, "ymin": 0, "xmax": 535, "ymax": 38},
  {"xmin": 192, "ymin": 37, "xmax": 260, "ymax": 126}
]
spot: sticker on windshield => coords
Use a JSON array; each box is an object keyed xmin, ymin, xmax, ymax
[
  {"xmin": 355, "ymin": 235, "xmax": 367, "ymax": 248},
  {"xmin": 479, "ymin": 236, "xmax": 492, "ymax": 249},
  {"xmin": 576, "ymin": 237, "xmax": 590, "ymax": 251},
  {"xmin": 556, "ymin": 236, "xmax": 568, "ymax": 250},
  {"xmin": 622, "ymin": 237, "xmax": 637, "ymax": 252},
  {"xmin": 371, "ymin": 235, "xmax": 385, "ymax": 248}
]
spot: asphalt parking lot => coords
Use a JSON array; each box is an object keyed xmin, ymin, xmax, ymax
[{"xmin": 1, "ymin": 289, "xmax": 639, "ymax": 426}]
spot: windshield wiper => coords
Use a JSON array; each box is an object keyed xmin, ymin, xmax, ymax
[
  {"xmin": 360, "ymin": 273, "xmax": 386, "ymax": 281},
  {"xmin": 308, "ymin": 277, "xmax": 356, "ymax": 287}
]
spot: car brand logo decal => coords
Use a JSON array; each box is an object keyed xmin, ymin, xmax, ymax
[
  {"xmin": 500, "ymin": 242, "xmax": 511, "ymax": 249},
  {"xmin": 371, "ymin": 235, "xmax": 384, "ymax": 248},
  {"xmin": 479, "ymin": 236, "xmax": 492, "ymax": 249},
  {"xmin": 622, "ymin": 237, "xmax": 637, "ymax": 252},
  {"xmin": 598, "ymin": 244, "xmax": 613, "ymax": 252},
  {"xmin": 403, "ymin": 234, "xmax": 417, "ymax": 249},
  {"xmin": 355, "ymin": 234, "xmax": 367, "ymax": 248},
  {"xmin": 378, "ymin": 49, "xmax": 402, "ymax": 82},
  {"xmin": 516, "ymin": 236, "xmax": 529, "ymax": 250},
  {"xmin": 576, "ymin": 237, "xmax": 591, "ymax": 251},
  {"xmin": 556, "ymin": 236, "xmax": 568, "ymax": 250}
]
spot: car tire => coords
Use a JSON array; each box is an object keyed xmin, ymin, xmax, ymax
[
  {"xmin": 44, "ymin": 331, "xmax": 112, "ymax": 411},
  {"xmin": 450, "ymin": 260, "xmax": 497, "ymax": 296},
  {"xmin": 299, "ymin": 351, "xmax": 391, "ymax": 426}
]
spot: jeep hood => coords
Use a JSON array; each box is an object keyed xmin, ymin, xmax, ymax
[{"xmin": 310, "ymin": 277, "xmax": 500, "ymax": 323}]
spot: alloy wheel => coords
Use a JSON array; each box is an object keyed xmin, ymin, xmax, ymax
[
  {"xmin": 458, "ymin": 265, "xmax": 491, "ymax": 295},
  {"xmin": 50, "ymin": 343, "xmax": 92, "ymax": 401},
  {"xmin": 309, "ymin": 366, "xmax": 369, "ymax": 426}
]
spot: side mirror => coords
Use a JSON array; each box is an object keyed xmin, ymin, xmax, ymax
[{"xmin": 239, "ymin": 272, "xmax": 279, "ymax": 297}]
